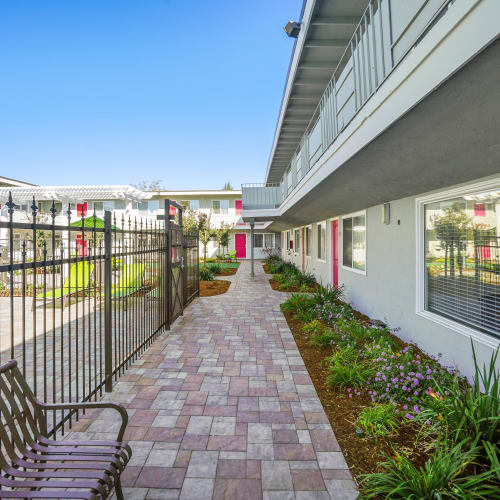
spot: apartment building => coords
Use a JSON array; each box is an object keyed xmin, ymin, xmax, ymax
[
  {"xmin": 241, "ymin": 0, "xmax": 500, "ymax": 377},
  {"xmin": 0, "ymin": 185, "xmax": 279, "ymax": 259}
]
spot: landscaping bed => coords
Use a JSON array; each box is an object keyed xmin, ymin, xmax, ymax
[
  {"xmin": 269, "ymin": 277, "xmax": 320, "ymax": 293},
  {"xmin": 283, "ymin": 308, "xmax": 430, "ymax": 482},
  {"xmin": 199, "ymin": 279, "xmax": 231, "ymax": 296},
  {"xmin": 264, "ymin": 253, "xmax": 499, "ymax": 498}
]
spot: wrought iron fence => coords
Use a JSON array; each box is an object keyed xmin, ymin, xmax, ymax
[{"xmin": 0, "ymin": 195, "xmax": 198, "ymax": 435}]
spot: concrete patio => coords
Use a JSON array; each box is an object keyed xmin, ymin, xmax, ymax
[{"xmin": 66, "ymin": 260, "xmax": 357, "ymax": 499}]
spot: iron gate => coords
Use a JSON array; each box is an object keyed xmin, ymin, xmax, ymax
[{"xmin": 0, "ymin": 194, "xmax": 199, "ymax": 435}]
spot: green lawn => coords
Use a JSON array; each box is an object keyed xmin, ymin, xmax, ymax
[{"xmin": 199, "ymin": 262, "xmax": 240, "ymax": 269}]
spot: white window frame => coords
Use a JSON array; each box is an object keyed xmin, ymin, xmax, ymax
[
  {"xmin": 317, "ymin": 222, "xmax": 326, "ymax": 262},
  {"xmin": 294, "ymin": 229, "xmax": 300, "ymax": 254},
  {"xmin": 189, "ymin": 199, "xmax": 200, "ymax": 211},
  {"xmin": 341, "ymin": 210, "xmax": 367, "ymax": 275},
  {"xmin": 254, "ymin": 233, "xmax": 264, "ymax": 248},
  {"xmin": 212, "ymin": 200, "xmax": 221, "ymax": 214},
  {"xmin": 305, "ymin": 225, "xmax": 312, "ymax": 258},
  {"xmin": 264, "ymin": 233, "xmax": 275, "ymax": 248},
  {"xmin": 416, "ymin": 178, "xmax": 500, "ymax": 349}
]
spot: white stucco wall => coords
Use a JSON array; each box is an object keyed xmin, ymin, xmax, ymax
[{"xmin": 281, "ymin": 175, "xmax": 500, "ymax": 380}]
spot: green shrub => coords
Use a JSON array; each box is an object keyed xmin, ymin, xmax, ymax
[
  {"xmin": 200, "ymin": 267, "xmax": 214, "ymax": 281},
  {"xmin": 206, "ymin": 263, "xmax": 222, "ymax": 274},
  {"xmin": 323, "ymin": 345, "xmax": 361, "ymax": 367},
  {"xmin": 327, "ymin": 361, "xmax": 373, "ymax": 389},
  {"xmin": 281, "ymin": 294, "xmax": 315, "ymax": 314},
  {"xmin": 357, "ymin": 403, "xmax": 399, "ymax": 437},
  {"xmin": 302, "ymin": 319, "xmax": 323, "ymax": 335},
  {"xmin": 312, "ymin": 284, "xmax": 345, "ymax": 306},
  {"xmin": 296, "ymin": 271, "xmax": 316, "ymax": 287},
  {"xmin": 310, "ymin": 329, "xmax": 338, "ymax": 348},
  {"xmin": 296, "ymin": 308, "xmax": 317, "ymax": 323},
  {"xmin": 361, "ymin": 438, "xmax": 499, "ymax": 499},
  {"xmin": 418, "ymin": 344, "xmax": 499, "ymax": 463}
]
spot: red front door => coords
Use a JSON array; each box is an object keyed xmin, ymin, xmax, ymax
[
  {"xmin": 301, "ymin": 227, "xmax": 305, "ymax": 272},
  {"xmin": 332, "ymin": 220, "xmax": 339, "ymax": 286},
  {"xmin": 235, "ymin": 233, "xmax": 247, "ymax": 259}
]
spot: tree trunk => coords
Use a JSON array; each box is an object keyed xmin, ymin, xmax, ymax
[
  {"xmin": 449, "ymin": 243, "xmax": 455, "ymax": 277},
  {"xmin": 444, "ymin": 244, "xmax": 448, "ymax": 278}
]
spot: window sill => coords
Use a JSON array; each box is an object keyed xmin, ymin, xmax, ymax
[
  {"xmin": 341, "ymin": 265, "xmax": 366, "ymax": 276},
  {"xmin": 416, "ymin": 310, "xmax": 499, "ymax": 349}
]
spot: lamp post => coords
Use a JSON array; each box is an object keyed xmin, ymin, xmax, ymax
[{"xmin": 250, "ymin": 218, "xmax": 255, "ymax": 278}]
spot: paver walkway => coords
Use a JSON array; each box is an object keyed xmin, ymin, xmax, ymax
[{"xmin": 68, "ymin": 260, "xmax": 357, "ymax": 499}]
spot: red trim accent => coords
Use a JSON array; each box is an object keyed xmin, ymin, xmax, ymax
[
  {"xmin": 169, "ymin": 200, "xmax": 177, "ymax": 216},
  {"xmin": 77, "ymin": 202, "xmax": 87, "ymax": 217},
  {"xmin": 474, "ymin": 203, "xmax": 486, "ymax": 216},
  {"xmin": 235, "ymin": 233, "xmax": 246, "ymax": 258},
  {"xmin": 76, "ymin": 235, "xmax": 88, "ymax": 257},
  {"xmin": 301, "ymin": 228, "xmax": 305, "ymax": 272},
  {"xmin": 332, "ymin": 220, "xmax": 339, "ymax": 286},
  {"xmin": 235, "ymin": 200, "xmax": 242, "ymax": 215}
]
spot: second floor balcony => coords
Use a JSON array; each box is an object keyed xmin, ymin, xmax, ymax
[{"xmin": 242, "ymin": 0, "xmax": 494, "ymax": 216}]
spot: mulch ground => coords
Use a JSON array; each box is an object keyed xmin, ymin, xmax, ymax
[
  {"xmin": 269, "ymin": 278, "xmax": 321, "ymax": 293},
  {"xmin": 282, "ymin": 309, "xmax": 432, "ymax": 489},
  {"xmin": 199, "ymin": 280, "xmax": 231, "ymax": 297},
  {"xmin": 217, "ymin": 267, "xmax": 238, "ymax": 276}
]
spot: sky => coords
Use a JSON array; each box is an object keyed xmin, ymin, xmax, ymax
[{"xmin": 0, "ymin": 0, "xmax": 303, "ymax": 190}]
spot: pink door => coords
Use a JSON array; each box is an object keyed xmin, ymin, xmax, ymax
[
  {"xmin": 235, "ymin": 200, "xmax": 242, "ymax": 215},
  {"xmin": 301, "ymin": 227, "xmax": 305, "ymax": 272},
  {"xmin": 332, "ymin": 221, "xmax": 339, "ymax": 286},
  {"xmin": 235, "ymin": 234, "xmax": 247, "ymax": 259}
]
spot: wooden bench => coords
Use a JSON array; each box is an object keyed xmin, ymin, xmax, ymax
[{"xmin": 0, "ymin": 360, "xmax": 131, "ymax": 499}]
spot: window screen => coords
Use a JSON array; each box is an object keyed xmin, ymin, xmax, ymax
[
  {"xmin": 264, "ymin": 234, "xmax": 274, "ymax": 248},
  {"xmin": 254, "ymin": 234, "xmax": 263, "ymax": 248},
  {"xmin": 306, "ymin": 227, "xmax": 311, "ymax": 256},
  {"xmin": 317, "ymin": 223, "xmax": 325, "ymax": 260},
  {"xmin": 294, "ymin": 229, "xmax": 300, "ymax": 251},
  {"xmin": 343, "ymin": 214, "xmax": 366, "ymax": 271},
  {"xmin": 424, "ymin": 191, "xmax": 500, "ymax": 339}
]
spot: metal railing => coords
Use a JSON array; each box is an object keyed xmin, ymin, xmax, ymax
[
  {"xmin": 0, "ymin": 195, "xmax": 199, "ymax": 436},
  {"xmin": 241, "ymin": 183, "xmax": 281, "ymax": 211},
  {"xmin": 250, "ymin": 0, "xmax": 456, "ymax": 210}
]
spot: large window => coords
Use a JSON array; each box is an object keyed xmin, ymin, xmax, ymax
[
  {"xmin": 317, "ymin": 222, "xmax": 326, "ymax": 260},
  {"xmin": 189, "ymin": 199, "xmax": 200, "ymax": 211},
  {"xmin": 264, "ymin": 233, "xmax": 274, "ymax": 248},
  {"xmin": 306, "ymin": 227, "xmax": 312, "ymax": 257},
  {"xmin": 423, "ymin": 187, "xmax": 500, "ymax": 338},
  {"xmin": 254, "ymin": 233, "xmax": 275, "ymax": 249},
  {"xmin": 342, "ymin": 212, "xmax": 366, "ymax": 272},
  {"xmin": 212, "ymin": 200, "xmax": 229, "ymax": 214},
  {"xmin": 294, "ymin": 229, "xmax": 300, "ymax": 252}
]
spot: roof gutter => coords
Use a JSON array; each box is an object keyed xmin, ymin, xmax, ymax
[{"xmin": 263, "ymin": 0, "xmax": 313, "ymax": 184}]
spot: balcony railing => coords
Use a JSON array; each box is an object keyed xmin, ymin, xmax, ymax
[
  {"xmin": 241, "ymin": 183, "xmax": 281, "ymax": 211},
  {"xmin": 246, "ymin": 0, "xmax": 456, "ymax": 211}
]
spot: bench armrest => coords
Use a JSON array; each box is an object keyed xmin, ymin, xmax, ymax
[{"xmin": 39, "ymin": 402, "xmax": 129, "ymax": 441}]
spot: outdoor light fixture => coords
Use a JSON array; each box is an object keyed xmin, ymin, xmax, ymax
[
  {"xmin": 284, "ymin": 20, "xmax": 301, "ymax": 38},
  {"xmin": 382, "ymin": 203, "xmax": 391, "ymax": 225}
]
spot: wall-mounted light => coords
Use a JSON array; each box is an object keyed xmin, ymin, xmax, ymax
[
  {"xmin": 382, "ymin": 203, "xmax": 390, "ymax": 225},
  {"xmin": 284, "ymin": 21, "xmax": 301, "ymax": 38}
]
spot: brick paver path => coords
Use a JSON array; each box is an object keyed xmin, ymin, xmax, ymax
[{"xmin": 68, "ymin": 260, "xmax": 357, "ymax": 499}]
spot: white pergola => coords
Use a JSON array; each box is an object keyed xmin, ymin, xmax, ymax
[{"xmin": 0, "ymin": 185, "xmax": 150, "ymax": 205}]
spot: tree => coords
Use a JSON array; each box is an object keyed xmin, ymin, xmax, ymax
[
  {"xmin": 222, "ymin": 181, "xmax": 234, "ymax": 190},
  {"xmin": 197, "ymin": 212, "xmax": 215, "ymax": 265},
  {"xmin": 215, "ymin": 223, "xmax": 232, "ymax": 257},
  {"xmin": 182, "ymin": 208, "xmax": 199, "ymax": 234},
  {"xmin": 132, "ymin": 180, "xmax": 164, "ymax": 192},
  {"xmin": 431, "ymin": 202, "xmax": 472, "ymax": 277}
]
